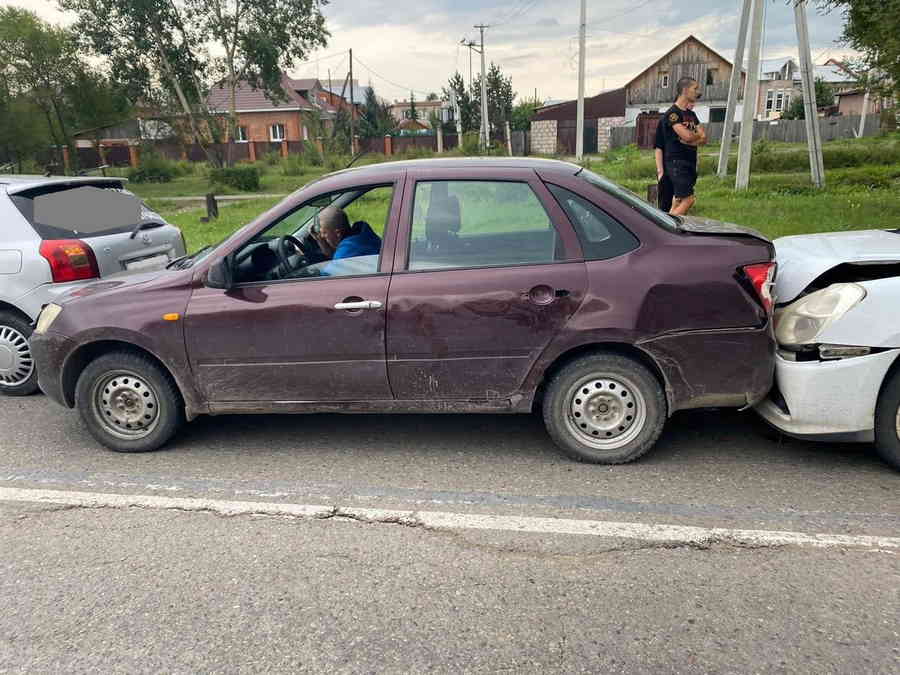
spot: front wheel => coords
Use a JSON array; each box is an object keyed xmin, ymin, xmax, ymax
[
  {"xmin": 0, "ymin": 311, "xmax": 39, "ymax": 396},
  {"xmin": 873, "ymin": 370, "xmax": 900, "ymax": 471},
  {"xmin": 75, "ymin": 351, "xmax": 184, "ymax": 453},
  {"xmin": 542, "ymin": 353, "xmax": 667, "ymax": 464}
]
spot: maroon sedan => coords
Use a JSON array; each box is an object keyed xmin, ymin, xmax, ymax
[{"xmin": 32, "ymin": 158, "xmax": 776, "ymax": 463}]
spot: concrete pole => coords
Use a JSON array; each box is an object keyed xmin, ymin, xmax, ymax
[
  {"xmin": 506, "ymin": 120, "xmax": 513, "ymax": 156},
  {"xmin": 476, "ymin": 25, "xmax": 490, "ymax": 150},
  {"xmin": 794, "ymin": 0, "xmax": 825, "ymax": 187},
  {"xmin": 857, "ymin": 68, "xmax": 873, "ymax": 138},
  {"xmin": 575, "ymin": 0, "xmax": 587, "ymax": 160},
  {"xmin": 718, "ymin": 0, "xmax": 753, "ymax": 177},
  {"xmin": 735, "ymin": 0, "xmax": 765, "ymax": 190}
]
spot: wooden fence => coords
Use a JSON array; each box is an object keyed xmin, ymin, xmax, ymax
[{"xmin": 611, "ymin": 113, "xmax": 883, "ymax": 149}]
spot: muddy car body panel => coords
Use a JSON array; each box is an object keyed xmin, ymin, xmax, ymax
[{"xmin": 32, "ymin": 158, "xmax": 776, "ymax": 460}]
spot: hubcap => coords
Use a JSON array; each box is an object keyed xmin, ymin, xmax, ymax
[
  {"xmin": 0, "ymin": 325, "xmax": 34, "ymax": 387},
  {"xmin": 566, "ymin": 375, "xmax": 647, "ymax": 450},
  {"xmin": 92, "ymin": 370, "xmax": 160, "ymax": 440},
  {"xmin": 895, "ymin": 406, "xmax": 900, "ymax": 440}
]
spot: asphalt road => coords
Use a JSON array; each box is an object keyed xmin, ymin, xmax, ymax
[{"xmin": 2, "ymin": 395, "xmax": 898, "ymax": 673}]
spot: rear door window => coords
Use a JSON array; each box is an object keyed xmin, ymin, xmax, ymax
[
  {"xmin": 408, "ymin": 180, "xmax": 564, "ymax": 271},
  {"xmin": 547, "ymin": 184, "xmax": 639, "ymax": 260},
  {"xmin": 9, "ymin": 184, "xmax": 154, "ymax": 239}
]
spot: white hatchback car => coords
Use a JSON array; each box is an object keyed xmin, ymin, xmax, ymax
[
  {"xmin": 756, "ymin": 230, "xmax": 900, "ymax": 469},
  {"xmin": 0, "ymin": 175, "xmax": 185, "ymax": 395}
]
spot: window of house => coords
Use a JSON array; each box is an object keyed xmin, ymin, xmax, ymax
[
  {"xmin": 408, "ymin": 181, "xmax": 562, "ymax": 271},
  {"xmin": 660, "ymin": 72, "xmax": 669, "ymax": 89},
  {"xmin": 706, "ymin": 68, "xmax": 718, "ymax": 86},
  {"xmin": 546, "ymin": 185, "xmax": 638, "ymax": 261},
  {"xmin": 235, "ymin": 126, "xmax": 248, "ymax": 142},
  {"xmin": 775, "ymin": 91, "xmax": 785, "ymax": 112},
  {"xmin": 269, "ymin": 123, "xmax": 286, "ymax": 141},
  {"xmin": 765, "ymin": 90, "xmax": 775, "ymax": 114},
  {"xmin": 303, "ymin": 126, "xmax": 309, "ymax": 141}
]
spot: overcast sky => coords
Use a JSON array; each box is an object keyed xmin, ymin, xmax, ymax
[{"xmin": 2, "ymin": 0, "xmax": 853, "ymax": 102}]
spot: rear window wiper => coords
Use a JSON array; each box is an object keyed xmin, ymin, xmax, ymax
[{"xmin": 130, "ymin": 219, "xmax": 167, "ymax": 239}]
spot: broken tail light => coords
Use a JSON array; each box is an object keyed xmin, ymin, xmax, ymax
[
  {"xmin": 39, "ymin": 239, "xmax": 100, "ymax": 283},
  {"xmin": 743, "ymin": 262, "xmax": 777, "ymax": 314}
]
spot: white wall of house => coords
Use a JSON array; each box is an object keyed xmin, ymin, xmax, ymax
[{"xmin": 530, "ymin": 120, "xmax": 557, "ymax": 154}]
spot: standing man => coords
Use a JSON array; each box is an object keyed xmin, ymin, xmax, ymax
[{"xmin": 661, "ymin": 77, "xmax": 707, "ymax": 215}]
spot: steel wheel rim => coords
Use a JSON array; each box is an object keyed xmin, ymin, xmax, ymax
[
  {"xmin": 564, "ymin": 374, "xmax": 647, "ymax": 450},
  {"xmin": 895, "ymin": 405, "xmax": 900, "ymax": 441},
  {"xmin": 91, "ymin": 370, "xmax": 160, "ymax": 440},
  {"xmin": 0, "ymin": 325, "xmax": 34, "ymax": 387}
]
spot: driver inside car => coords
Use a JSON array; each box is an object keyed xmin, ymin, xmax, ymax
[{"xmin": 311, "ymin": 205, "xmax": 382, "ymax": 275}]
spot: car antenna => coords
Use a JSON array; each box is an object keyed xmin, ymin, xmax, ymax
[{"xmin": 345, "ymin": 150, "xmax": 367, "ymax": 169}]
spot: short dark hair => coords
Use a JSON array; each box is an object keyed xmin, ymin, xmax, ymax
[{"xmin": 676, "ymin": 77, "xmax": 697, "ymax": 97}]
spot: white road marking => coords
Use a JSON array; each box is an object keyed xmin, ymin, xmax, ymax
[{"xmin": 2, "ymin": 486, "xmax": 897, "ymax": 551}]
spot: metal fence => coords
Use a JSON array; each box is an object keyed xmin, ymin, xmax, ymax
[{"xmin": 610, "ymin": 113, "xmax": 883, "ymax": 149}]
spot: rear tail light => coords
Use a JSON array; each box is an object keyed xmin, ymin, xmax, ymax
[
  {"xmin": 39, "ymin": 239, "xmax": 100, "ymax": 283},
  {"xmin": 743, "ymin": 262, "xmax": 777, "ymax": 314}
]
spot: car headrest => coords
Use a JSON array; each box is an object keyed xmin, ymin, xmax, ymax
[{"xmin": 425, "ymin": 185, "xmax": 461, "ymax": 241}]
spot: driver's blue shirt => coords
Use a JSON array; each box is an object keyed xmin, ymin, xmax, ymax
[{"xmin": 322, "ymin": 222, "xmax": 381, "ymax": 275}]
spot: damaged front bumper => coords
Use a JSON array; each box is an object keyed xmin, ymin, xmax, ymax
[{"xmin": 755, "ymin": 348, "xmax": 900, "ymax": 442}]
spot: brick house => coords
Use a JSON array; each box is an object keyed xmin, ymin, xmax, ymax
[
  {"xmin": 530, "ymin": 88, "xmax": 627, "ymax": 155},
  {"xmin": 206, "ymin": 75, "xmax": 356, "ymax": 143},
  {"xmin": 389, "ymin": 99, "xmax": 453, "ymax": 129}
]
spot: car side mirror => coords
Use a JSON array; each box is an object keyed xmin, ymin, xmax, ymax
[{"xmin": 206, "ymin": 255, "xmax": 234, "ymax": 290}]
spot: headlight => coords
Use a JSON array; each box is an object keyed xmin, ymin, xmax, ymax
[
  {"xmin": 34, "ymin": 303, "xmax": 63, "ymax": 334},
  {"xmin": 775, "ymin": 283, "xmax": 866, "ymax": 346}
]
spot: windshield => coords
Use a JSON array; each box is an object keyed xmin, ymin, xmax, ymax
[{"xmin": 578, "ymin": 168, "xmax": 680, "ymax": 232}]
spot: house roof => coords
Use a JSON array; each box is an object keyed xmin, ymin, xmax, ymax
[
  {"xmin": 322, "ymin": 80, "xmax": 367, "ymax": 104},
  {"xmin": 624, "ymin": 35, "xmax": 734, "ymax": 90},
  {"xmin": 760, "ymin": 57, "xmax": 797, "ymax": 78},
  {"xmin": 398, "ymin": 117, "xmax": 429, "ymax": 131},
  {"xmin": 532, "ymin": 88, "xmax": 626, "ymax": 121},
  {"xmin": 288, "ymin": 78, "xmax": 321, "ymax": 92},
  {"xmin": 207, "ymin": 74, "xmax": 315, "ymax": 112},
  {"xmin": 791, "ymin": 64, "xmax": 857, "ymax": 84}
]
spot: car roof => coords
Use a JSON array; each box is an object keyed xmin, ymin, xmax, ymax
[
  {"xmin": 0, "ymin": 175, "xmax": 127, "ymax": 195},
  {"xmin": 324, "ymin": 157, "xmax": 583, "ymax": 180}
]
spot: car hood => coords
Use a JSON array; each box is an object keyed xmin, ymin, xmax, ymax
[
  {"xmin": 774, "ymin": 229, "xmax": 900, "ymax": 303},
  {"xmin": 58, "ymin": 267, "xmax": 183, "ymax": 305}
]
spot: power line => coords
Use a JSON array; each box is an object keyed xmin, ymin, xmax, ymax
[
  {"xmin": 354, "ymin": 56, "xmax": 431, "ymax": 98},
  {"xmin": 295, "ymin": 49, "xmax": 350, "ymax": 69},
  {"xmin": 586, "ymin": 0, "xmax": 653, "ymax": 28}
]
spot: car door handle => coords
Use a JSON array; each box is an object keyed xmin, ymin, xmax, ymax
[{"xmin": 334, "ymin": 300, "xmax": 383, "ymax": 310}]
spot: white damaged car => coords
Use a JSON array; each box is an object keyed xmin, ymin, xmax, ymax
[{"xmin": 756, "ymin": 229, "xmax": 900, "ymax": 470}]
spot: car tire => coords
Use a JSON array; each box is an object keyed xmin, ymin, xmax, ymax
[
  {"xmin": 0, "ymin": 311, "xmax": 39, "ymax": 396},
  {"xmin": 542, "ymin": 352, "xmax": 667, "ymax": 464},
  {"xmin": 873, "ymin": 369, "xmax": 900, "ymax": 471},
  {"xmin": 75, "ymin": 350, "xmax": 184, "ymax": 453}
]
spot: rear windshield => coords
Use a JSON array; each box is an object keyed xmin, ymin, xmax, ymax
[
  {"xmin": 578, "ymin": 168, "xmax": 679, "ymax": 232},
  {"xmin": 9, "ymin": 183, "xmax": 156, "ymax": 239}
]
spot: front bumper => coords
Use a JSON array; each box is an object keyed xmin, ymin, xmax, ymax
[
  {"xmin": 31, "ymin": 330, "xmax": 77, "ymax": 408},
  {"xmin": 755, "ymin": 348, "xmax": 900, "ymax": 442}
]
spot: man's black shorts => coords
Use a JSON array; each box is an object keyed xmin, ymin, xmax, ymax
[{"xmin": 665, "ymin": 158, "xmax": 697, "ymax": 199}]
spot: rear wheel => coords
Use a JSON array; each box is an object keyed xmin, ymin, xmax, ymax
[
  {"xmin": 874, "ymin": 369, "xmax": 900, "ymax": 471},
  {"xmin": 542, "ymin": 353, "xmax": 667, "ymax": 464},
  {"xmin": 0, "ymin": 311, "xmax": 39, "ymax": 396},
  {"xmin": 75, "ymin": 351, "xmax": 184, "ymax": 453}
]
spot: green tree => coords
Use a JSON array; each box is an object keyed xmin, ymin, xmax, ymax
[
  {"xmin": 0, "ymin": 8, "xmax": 79, "ymax": 166},
  {"xmin": 442, "ymin": 71, "xmax": 477, "ymax": 133},
  {"xmin": 782, "ymin": 79, "xmax": 835, "ymax": 120},
  {"xmin": 408, "ymin": 92, "xmax": 418, "ymax": 120},
  {"xmin": 425, "ymin": 92, "xmax": 439, "ymax": 101},
  {"xmin": 66, "ymin": 67, "xmax": 133, "ymax": 164},
  {"xmin": 511, "ymin": 97, "xmax": 542, "ymax": 131},
  {"xmin": 359, "ymin": 86, "xmax": 395, "ymax": 138},
  {"xmin": 0, "ymin": 82, "xmax": 47, "ymax": 171},
  {"xmin": 820, "ymin": 0, "xmax": 900, "ymax": 97},
  {"xmin": 471, "ymin": 63, "xmax": 515, "ymax": 136}
]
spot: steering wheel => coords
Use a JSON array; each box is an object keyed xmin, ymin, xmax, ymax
[{"xmin": 275, "ymin": 235, "xmax": 305, "ymax": 277}]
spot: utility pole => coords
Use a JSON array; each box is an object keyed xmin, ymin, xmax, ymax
[
  {"xmin": 349, "ymin": 48, "xmax": 356, "ymax": 155},
  {"xmin": 794, "ymin": 0, "xmax": 825, "ymax": 187},
  {"xmin": 475, "ymin": 24, "xmax": 490, "ymax": 150},
  {"xmin": 858, "ymin": 69, "xmax": 873, "ymax": 138},
  {"xmin": 575, "ymin": 0, "xmax": 587, "ymax": 160},
  {"xmin": 717, "ymin": 0, "xmax": 752, "ymax": 177},
  {"xmin": 461, "ymin": 40, "xmax": 476, "ymax": 90},
  {"xmin": 735, "ymin": 0, "xmax": 765, "ymax": 190}
]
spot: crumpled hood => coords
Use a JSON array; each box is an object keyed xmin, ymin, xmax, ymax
[{"xmin": 774, "ymin": 229, "xmax": 900, "ymax": 303}]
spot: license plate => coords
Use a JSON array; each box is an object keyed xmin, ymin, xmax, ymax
[{"xmin": 124, "ymin": 254, "xmax": 169, "ymax": 271}]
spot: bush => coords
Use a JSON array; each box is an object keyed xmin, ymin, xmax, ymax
[
  {"xmin": 460, "ymin": 132, "xmax": 480, "ymax": 156},
  {"xmin": 302, "ymin": 140, "xmax": 323, "ymax": 166},
  {"xmin": 261, "ymin": 150, "xmax": 281, "ymax": 166},
  {"xmin": 324, "ymin": 154, "xmax": 349, "ymax": 172},
  {"xmin": 281, "ymin": 154, "xmax": 305, "ymax": 176},
  {"xmin": 128, "ymin": 154, "xmax": 175, "ymax": 183},
  {"xmin": 208, "ymin": 165, "xmax": 261, "ymax": 191}
]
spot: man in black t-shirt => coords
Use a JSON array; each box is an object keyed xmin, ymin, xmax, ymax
[{"xmin": 661, "ymin": 77, "xmax": 707, "ymax": 215}]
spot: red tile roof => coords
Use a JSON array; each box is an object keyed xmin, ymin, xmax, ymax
[{"xmin": 207, "ymin": 74, "xmax": 315, "ymax": 112}]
